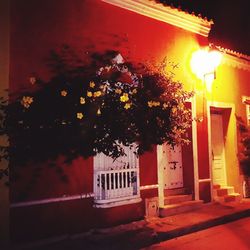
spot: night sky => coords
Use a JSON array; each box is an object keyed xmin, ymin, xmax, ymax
[{"xmin": 158, "ymin": 0, "xmax": 250, "ymax": 55}]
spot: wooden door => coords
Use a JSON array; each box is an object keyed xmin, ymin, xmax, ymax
[
  {"xmin": 211, "ymin": 113, "xmax": 227, "ymax": 186},
  {"xmin": 163, "ymin": 144, "xmax": 183, "ymax": 189}
]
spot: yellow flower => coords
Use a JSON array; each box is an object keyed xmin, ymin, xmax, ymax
[
  {"xmin": 80, "ymin": 97, "xmax": 86, "ymax": 104},
  {"xmin": 26, "ymin": 96, "xmax": 33, "ymax": 104},
  {"xmin": 115, "ymin": 88, "xmax": 122, "ymax": 94},
  {"xmin": 147, "ymin": 101, "xmax": 153, "ymax": 107},
  {"xmin": 178, "ymin": 103, "xmax": 184, "ymax": 109},
  {"xmin": 89, "ymin": 81, "xmax": 95, "ymax": 88},
  {"xmin": 124, "ymin": 103, "xmax": 131, "ymax": 110},
  {"xmin": 93, "ymin": 91, "xmax": 102, "ymax": 97},
  {"xmin": 120, "ymin": 93, "xmax": 129, "ymax": 102},
  {"xmin": 21, "ymin": 96, "xmax": 33, "ymax": 108},
  {"xmin": 77, "ymin": 112, "xmax": 84, "ymax": 119},
  {"xmin": 97, "ymin": 108, "xmax": 101, "ymax": 115},
  {"xmin": 87, "ymin": 91, "xmax": 93, "ymax": 97},
  {"xmin": 172, "ymin": 107, "xmax": 177, "ymax": 114},
  {"xmin": 163, "ymin": 103, "xmax": 168, "ymax": 109},
  {"xmin": 148, "ymin": 101, "xmax": 160, "ymax": 107},
  {"xmin": 61, "ymin": 90, "xmax": 67, "ymax": 97}
]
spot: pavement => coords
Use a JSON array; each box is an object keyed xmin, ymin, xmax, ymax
[
  {"xmin": 17, "ymin": 199, "xmax": 250, "ymax": 250},
  {"xmin": 142, "ymin": 217, "xmax": 250, "ymax": 250}
]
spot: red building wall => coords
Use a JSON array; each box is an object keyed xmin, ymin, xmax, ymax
[{"xmin": 10, "ymin": 0, "xmax": 208, "ymax": 242}]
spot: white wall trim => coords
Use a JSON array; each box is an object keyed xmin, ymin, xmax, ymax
[
  {"xmin": 140, "ymin": 184, "xmax": 159, "ymax": 190},
  {"xmin": 94, "ymin": 197, "xmax": 142, "ymax": 208},
  {"xmin": 198, "ymin": 178, "xmax": 211, "ymax": 183},
  {"xmin": 102, "ymin": 0, "xmax": 212, "ymax": 37},
  {"xmin": 192, "ymin": 97, "xmax": 200, "ymax": 200},
  {"xmin": 11, "ymin": 184, "xmax": 158, "ymax": 208},
  {"xmin": 222, "ymin": 54, "xmax": 250, "ymax": 71},
  {"xmin": 10, "ymin": 193, "xmax": 94, "ymax": 208},
  {"xmin": 157, "ymin": 144, "xmax": 165, "ymax": 207},
  {"xmin": 215, "ymin": 46, "xmax": 250, "ymax": 71}
]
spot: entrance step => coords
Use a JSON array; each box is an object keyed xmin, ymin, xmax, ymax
[
  {"xmin": 159, "ymin": 200, "xmax": 203, "ymax": 217},
  {"xmin": 164, "ymin": 194, "xmax": 192, "ymax": 205},
  {"xmin": 224, "ymin": 193, "xmax": 241, "ymax": 202},
  {"xmin": 164, "ymin": 188, "xmax": 188, "ymax": 196},
  {"xmin": 215, "ymin": 193, "xmax": 241, "ymax": 203},
  {"xmin": 216, "ymin": 186, "xmax": 234, "ymax": 196},
  {"xmin": 213, "ymin": 184, "xmax": 221, "ymax": 190},
  {"xmin": 213, "ymin": 185, "xmax": 241, "ymax": 204}
]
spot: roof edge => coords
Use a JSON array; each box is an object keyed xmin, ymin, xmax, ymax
[
  {"xmin": 215, "ymin": 45, "xmax": 250, "ymax": 62},
  {"xmin": 102, "ymin": 0, "xmax": 213, "ymax": 37},
  {"xmin": 214, "ymin": 45, "xmax": 250, "ymax": 71}
]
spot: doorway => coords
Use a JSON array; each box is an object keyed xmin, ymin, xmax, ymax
[{"xmin": 210, "ymin": 111, "xmax": 227, "ymax": 186}]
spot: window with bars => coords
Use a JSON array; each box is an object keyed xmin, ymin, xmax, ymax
[
  {"xmin": 93, "ymin": 144, "xmax": 141, "ymax": 207},
  {"xmin": 242, "ymin": 96, "xmax": 250, "ymax": 126}
]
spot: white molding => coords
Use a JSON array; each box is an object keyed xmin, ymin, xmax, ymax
[
  {"xmin": 221, "ymin": 53, "xmax": 250, "ymax": 72},
  {"xmin": 208, "ymin": 101, "xmax": 236, "ymax": 109},
  {"xmin": 191, "ymin": 97, "xmax": 200, "ymax": 200},
  {"xmin": 11, "ymin": 193, "xmax": 143, "ymax": 209},
  {"xmin": 10, "ymin": 193, "xmax": 94, "ymax": 208},
  {"xmin": 102, "ymin": 0, "xmax": 212, "ymax": 37},
  {"xmin": 198, "ymin": 178, "xmax": 211, "ymax": 183},
  {"xmin": 157, "ymin": 144, "xmax": 165, "ymax": 207},
  {"xmin": 140, "ymin": 184, "xmax": 158, "ymax": 190},
  {"xmin": 207, "ymin": 102, "xmax": 213, "ymax": 200},
  {"xmin": 214, "ymin": 45, "xmax": 250, "ymax": 71},
  {"xmin": 94, "ymin": 197, "xmax": 142, "ymax": 208},
  {"xmin": 242, "ymin": 96, "xmax": 250, "ymax": 126}
]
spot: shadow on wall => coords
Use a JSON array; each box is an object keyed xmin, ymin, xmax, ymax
[{"xmin": 0, "ymin": 0, "xmax": 9, "ymax": 247}]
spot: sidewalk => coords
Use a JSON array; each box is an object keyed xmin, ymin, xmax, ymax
[{"xmin": 20, "ymin": 199, "xmax": 250, "ymax": 250}]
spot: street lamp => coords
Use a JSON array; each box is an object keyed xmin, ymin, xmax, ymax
[{"xmin": 190, "ymin": 49, "xmax": 222, "ymax": 91}]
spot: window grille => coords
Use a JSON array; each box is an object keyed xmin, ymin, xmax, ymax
[
  {"xmin": 242, "ymin": 96, "xmax": 250, "ymax": 126},
  {"xmin": 93, "ymin": 144, "xmax": 140, "ymax": 207}
]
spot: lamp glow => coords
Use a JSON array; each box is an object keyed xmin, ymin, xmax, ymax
[{"xmin": 190, "ymin": 49, "xmax": 222, "ymax": 80}]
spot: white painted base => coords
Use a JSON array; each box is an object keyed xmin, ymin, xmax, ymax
[{"xmin": 94, "ymin": 197, "xmax": 142, "ymax": 208}]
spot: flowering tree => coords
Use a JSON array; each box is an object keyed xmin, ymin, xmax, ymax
[
  {"xmin": 237, "ymin": 116, "xmax": 250, "ymax": 197},
  {"xmin": 0, "ymin": 48, "xmax": 193, "ymax": 173}
]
